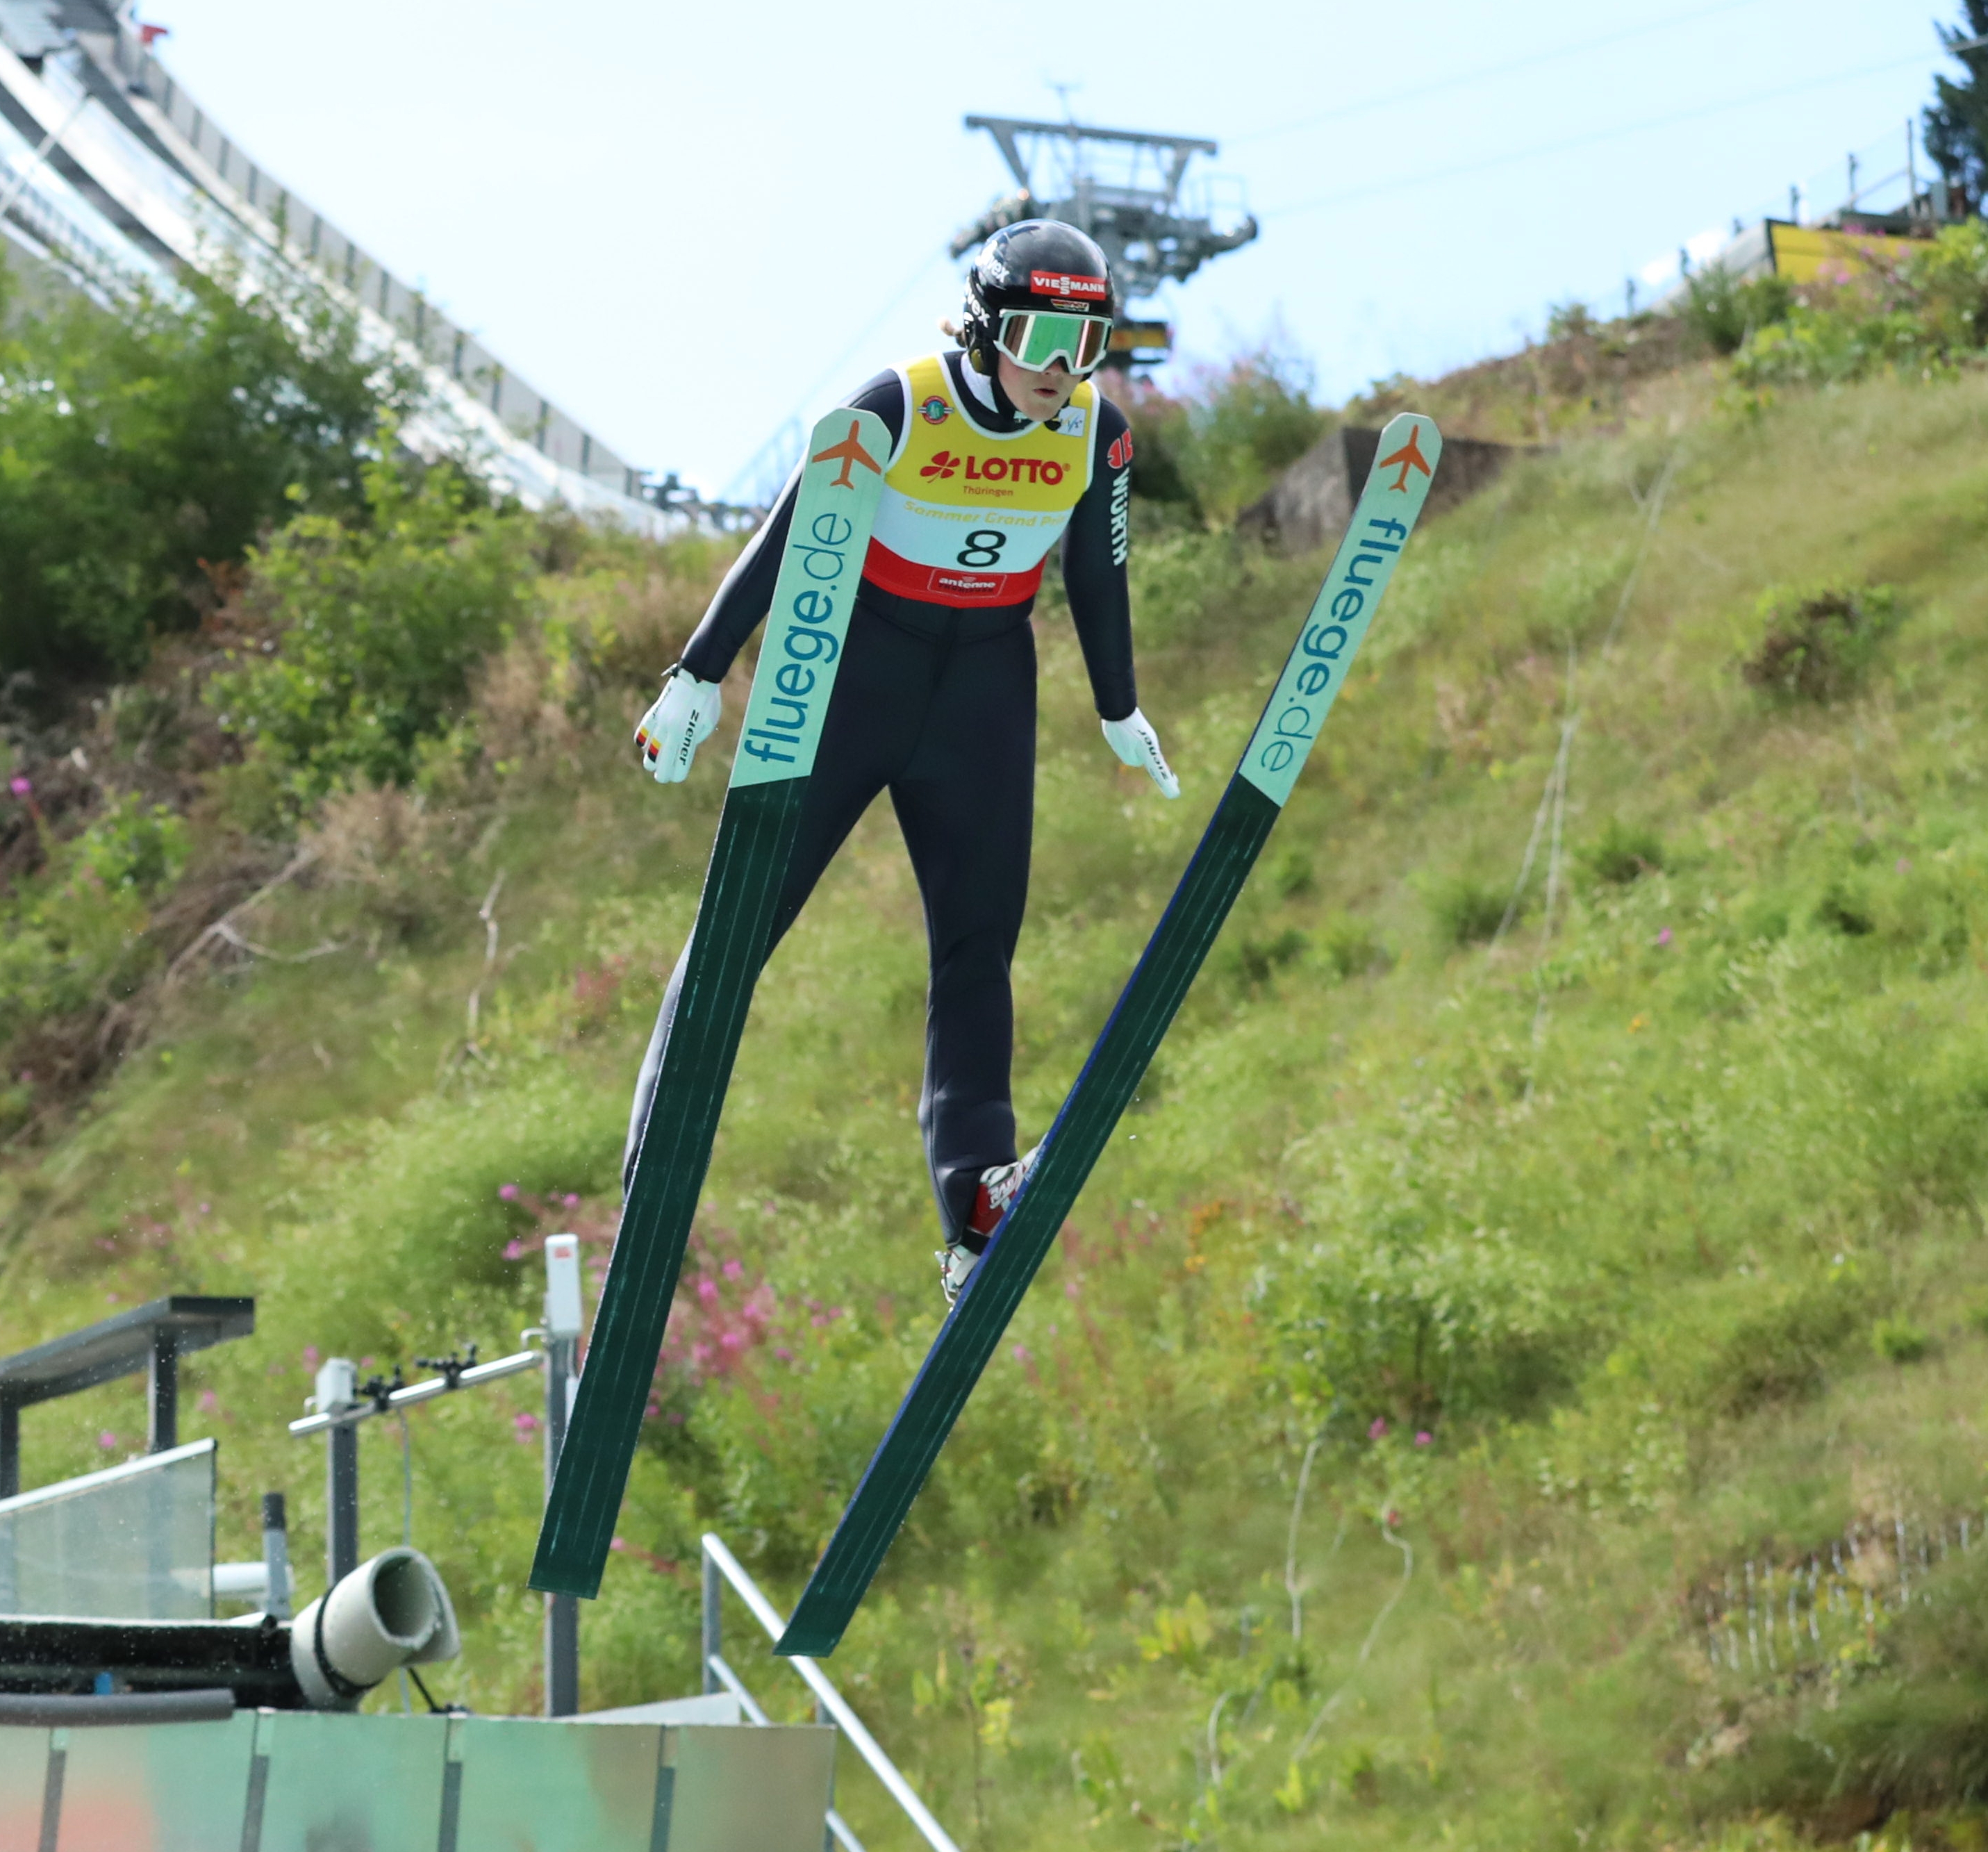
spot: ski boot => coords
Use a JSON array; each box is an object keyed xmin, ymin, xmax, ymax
[{"xmin": 936, "ymin": 1146, "xmax": 1040, "ymax": 1307}]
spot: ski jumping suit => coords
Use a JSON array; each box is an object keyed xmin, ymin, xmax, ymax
[{"xmin": 626, "ymin": 349, "xmax": 1139, "ymax": 1238}]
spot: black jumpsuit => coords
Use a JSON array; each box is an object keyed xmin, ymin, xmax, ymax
[{"xmin": 626, "ymin": 352, "xmax": 1139, "ymax": 1239}]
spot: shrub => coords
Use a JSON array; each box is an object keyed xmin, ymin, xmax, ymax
[
  {"xmin": 1584, "ymin": 818, "xmax": 1665, "ymax": 884},
  {"xmin": 1427, "ymin": 875, "xmax": 1508, "ymax": 947},
  {"xmin": 0, "ymin": 793, "xmax": 190, "ymax": 1048},
  {"xmin": 206, "ymin": 449, "xmax": 538, "ymax": 806},
  {"xmin": 1732, "ymin": 219, "xmax": 1988, "ymax": 389},
  {"xmin": 1139, "ymin": 342, "xmax": 1329, "ymax": 521},
  {"xmin": 1739, "ymin": 582, "xmax": 1900, "ymax": 703},
  {"xmin": 1276, "ymin": 1222, "xmax": 1575, "ymax": 1430},
  {"xmin": 0, "ymin": 261, "xmax": 422, "ymax": 690},
  {"xmin": 1682, "ymin": 266, "xmax": 1794, "ymax": 356},
  {"xmin": 1872, "ymin": 1316, "xmax": 1932, "ymax": 1364}
]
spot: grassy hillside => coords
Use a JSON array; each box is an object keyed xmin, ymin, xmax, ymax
[{"xmin": 7, "ymin": 333, "xmax": 1988, "ymax": 1849}]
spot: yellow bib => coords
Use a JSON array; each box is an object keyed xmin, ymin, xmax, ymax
[{"xmin": 863, "ymin": 354, "xmax": 1098, "ymax": 606}]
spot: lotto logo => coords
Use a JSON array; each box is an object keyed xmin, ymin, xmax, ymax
[
  {"xmin": 1029, "ymin": 269, "xmax": 1108, "ymax": 299},
  {"xmin": 1107, "ymin": 432, "xmax": 1134, "ymax": 470},
  {"xmin": 920, "ymin": 450, "xmax": 960, "ymax": 479}
]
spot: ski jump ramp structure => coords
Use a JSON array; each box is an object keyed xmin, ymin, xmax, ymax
[{"xmin": 0, "ymin": 0, "xmax": 684, "ymax": 535}]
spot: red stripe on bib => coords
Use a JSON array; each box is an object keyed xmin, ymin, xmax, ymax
[{"xmin": 861, "ymin": 538, "xmax": 1047, "ymax": 608}]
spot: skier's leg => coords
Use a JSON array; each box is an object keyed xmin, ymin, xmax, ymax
[
  {"xmin": 891, "ymin": 622, "xmax": 1037, "ymax": 1238},
  {"xmin": 622, "ymin": 609, "xmax": 925, "ymax": 1189}
]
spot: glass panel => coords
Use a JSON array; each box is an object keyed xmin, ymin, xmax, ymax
[{"xmin": 0, "ymin": 1440, "xmax": 215, "ymax": 1619}]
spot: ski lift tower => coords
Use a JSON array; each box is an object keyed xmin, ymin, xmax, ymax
[{"xmin": 952, "ymin": 115, "xmax": 1258, "ymax": 365}]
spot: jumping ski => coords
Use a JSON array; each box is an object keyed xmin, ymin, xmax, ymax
[
  {"xmin": 775, "ymin": 411, "xmax": 1443, "ymax": 1657},
  {"xmin": 531, "ymin": 408, "xmax": 889, "ymax": 1601}
]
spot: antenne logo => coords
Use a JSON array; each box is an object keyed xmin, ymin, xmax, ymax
[
  {"xmin": 920, "ymin": 450, "xmax": 960, "ymax": 480},
  {"xmin": 1377, "ymin": 424, "xmax": 1433, "ymax": 492},
  {"xmin": 1029, "ymin": 270, "xmax": 1108, "ymax": 299}
]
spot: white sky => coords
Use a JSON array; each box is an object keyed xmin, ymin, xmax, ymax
[{"xmin": 146, "ymin": 0, "xmax": 1940, "ymax": 497}]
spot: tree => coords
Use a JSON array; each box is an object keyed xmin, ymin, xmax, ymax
[
  {"xmin": 1925, "ymin": 1, "xmax": 1988, "ymax": 212},
  {"xmin": 0, "ymin": 261, "xmax": 424, "ymax": 695}
]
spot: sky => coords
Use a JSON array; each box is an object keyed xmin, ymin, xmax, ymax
[{"xmin": 144, "ymin": 0, "xmax": 1943, "ymax": 499}]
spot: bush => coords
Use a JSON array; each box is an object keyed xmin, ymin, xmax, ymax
[
  {"xmin": 1732, "ymin": 219, "xmax": 1988, "ymax": 389},
  {"xmin": 1682, "ymin": 266, "xmax": 1794, "ymax": 356},
  {"xmin": 0, "ymin": 793, "xmax": 190, "ymax": 1050},
  {"xmin": 0, "ymin": 262, "xmax": 422, "ymax": 691},
  {"xmin": 1739, "ymin": 582, "xmax": 1900, "ymax": 703},
  {"xmin": 1872, "ymin": 1315, "xmax": 1932, "ymax": 1364},
  {"xmin": 206, "ymin": 451, "xmax": 538, "ymax": 807},
  {"xmin": 1276, "ymin": 1222, "xmax": 1575, "ymax": 1430},
  {"xmin": 1133, "ymin": 342, "xmax": 1329, "ymax": 522},
  {"xmin": 1584, "ymin": 818, "xmax": 1665, "ymax": 884},
  {"xmin": 1427, "ymin": 874, "xmax": 1509, "ymax": 947}
]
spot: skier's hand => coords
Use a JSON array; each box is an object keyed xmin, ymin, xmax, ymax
[
  {"xmin": 634, "ymin": 670, "xmax": 722, "ymax": 784},
  {"xmin": 1101, "ymin": 708, "xmax": 1180, "ymax": 799}
]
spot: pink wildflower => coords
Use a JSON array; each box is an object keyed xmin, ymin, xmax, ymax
[
  {"xmin": 1897, "ymin": 857, "xmax": 1912, "ymax": 875},
  {"xmin": 721, "ymin": 1257, "xmax": 743, "ymax": 1280},
  {"xmin": 1655, "ymin": 927, "xmax": 1672, "ymax": 948},
  {"xmin": 1011, "ymin": 1343, "xmax": 1032, "ymax": 1364},
  {"xmin": 97, "ymin": 1431, "xmax": 117, "ymax": 1451},
  {"xmin": 775, "ymin": 1347, "xmax": 793, "ymax": 1363},
  {"xmin": 512, "ymin": 1412, "xmax": 540, "ymax": 1441},
  {"xmin": 498, "ymin": 1183, "xmax": 520, "ymax": 1202},
  {"xmin": 1415, "ymin": 1430, "xmax": 1432, "ymax": 1447},
  {"xmin": 563, "ymin": 1193, "xmax": 580, "ymax": 1207},
  {"xmin": 1368, "ymin": 1416, "xmax": 1389, "ymax": 1440},
  {"xmin": 302, "ymin": 1346, "xmax": 320, "ymax": 1368},
  {"xmin": 696, "ymin": 1277, "xmax": 718, "ymax": 1305},
  {"xmin": 8, "ymin": 776, "xmax": 29, "ymax": 797}
]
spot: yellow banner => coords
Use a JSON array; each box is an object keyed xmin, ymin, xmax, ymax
[{"xmin": 1770, "ymin": 222, "xmax": 1925, "ymax": 286}]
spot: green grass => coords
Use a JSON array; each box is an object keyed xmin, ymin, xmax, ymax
[{"xmin": 8, "ymin": 366, "xmax": 1988, "ymax": 1847}]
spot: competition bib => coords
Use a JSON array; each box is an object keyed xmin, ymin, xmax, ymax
[{"xmin": 863, "ymin": 354, "xmax": 1098, "ymax": 607}]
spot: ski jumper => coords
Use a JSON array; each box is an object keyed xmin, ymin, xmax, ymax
[{"xmin": 627, "ymin": 350, "xmax": 1138, "ymax": 1238}]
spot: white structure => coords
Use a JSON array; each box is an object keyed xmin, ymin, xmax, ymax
[{"xmin": 0, "ymin": 0, "xmax": 686, "ymax": 534}]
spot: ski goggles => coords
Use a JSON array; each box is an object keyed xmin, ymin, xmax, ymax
[{"xmin": 996, "ymin": 308, "xmax": 1113, "ymax": 375}]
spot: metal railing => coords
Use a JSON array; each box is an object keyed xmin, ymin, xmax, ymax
[{"xmin": 700, "ymin": 1532, "xmax": 959, "ymax": 1852}]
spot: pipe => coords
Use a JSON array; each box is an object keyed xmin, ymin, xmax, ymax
[{"xmin": 0, "ymin": 1688, "xmax": 233, "ymax": 1726}]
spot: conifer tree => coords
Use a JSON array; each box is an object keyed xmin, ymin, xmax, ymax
[{"xmin": 1925, "ymin": 1, "xmax": 1988, "ymax": 211}]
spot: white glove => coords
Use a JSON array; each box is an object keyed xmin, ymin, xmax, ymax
[
  {"xmin": 633, "ymin": 670, "xmax": 722, "ymax": 784},
  {"xmin": 1101, "ymin": 708, "xmax": 1180, "ymax": 798}
]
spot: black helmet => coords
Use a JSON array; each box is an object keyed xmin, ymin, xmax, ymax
[{"xmin": 959, "ymin": 219, "xmax": 1116, "ymax": 375}]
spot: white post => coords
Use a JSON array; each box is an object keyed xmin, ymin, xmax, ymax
[{"xmin": 543, "ymin": 1235, "xmax": 583, "ymax": 1716}]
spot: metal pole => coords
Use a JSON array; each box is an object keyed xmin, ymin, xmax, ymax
[
  {"xmin": 147, "ymin": 1332, "xmax": 178, "ymax": 1453},
  {"xmin": 0, "ymin": 1397, "xmax": 17, "ymax": 1500},
  {"xmin": 1907, "ymin": 119, "xmax": 1919, "ymax": 213},
  {"xmin": 260, "ymin": 1491, "xmax": 292, "ymax": 1621},
  {"xmin": 701, "ymin": 1534, "xmax": 960, "ymax": 1852},
  {"xmin": 543, "ymin": 1237, "xmax": 582, "ymax": 1717},
  {"xmin": 702, "ymin": 1543, "xmax": 722, "ymax": 1696},
  {"xmin": 315, "ymin": 1358, "xmax": 359, "ymax": 1587},
  {"xmin": 326, "ymin": 1426, "xmax": 358, "ymax": 1586}
]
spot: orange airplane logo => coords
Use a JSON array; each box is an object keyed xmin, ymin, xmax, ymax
[
  {"xmin": 1377, "ymin": 424, "xmax": 1433, "ymax": 492},
  {"xmin": 811, "ymin": 420, "xmax": 881, "ymax": 490}
]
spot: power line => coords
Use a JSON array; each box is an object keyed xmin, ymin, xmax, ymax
[
  {"xmin": 1260, "ymin": 51, "xmax": 1933, "ymax": 223},
  {"xmin": 1227, "ymin": 0, "xmax": 1769, "ymax": 147}
]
